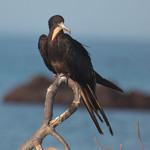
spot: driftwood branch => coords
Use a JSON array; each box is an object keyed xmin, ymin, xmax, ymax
[
  {"xmin": 137, "ymin": 121, "xmax": 144, "ymax": 150},
  {"xmin": 94, "ymin": 136, "xmax": 112, "ymax": 150},
  {"xmin": 95, "ymin": 121, "xmax": 144, "ymax": 150},
  {"xmin": 18, "ymin": 74, "xmax": 81, "ymax": 150},
  {"xmin": 120, "ymin": 144, "xmax": 122, "ymax": 150}
]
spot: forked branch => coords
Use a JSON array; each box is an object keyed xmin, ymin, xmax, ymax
[{"xmin": 18, "ymin": 74, "xmax": 81, "ymax": 150}]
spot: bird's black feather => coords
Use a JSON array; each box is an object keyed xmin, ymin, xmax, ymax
[
  {"xmin": 38, "ymin": 15, "xmax": 123, "ymax": 135},
  {"xmin": 95, "ymin": 71, "xmax": 123, "ymax": 92}
]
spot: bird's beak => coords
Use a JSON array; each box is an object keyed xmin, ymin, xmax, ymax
[
  {"xmin": 52, "ymin": 22, "xmax": 71, "ymax": 41},
  {"xmin": 58, "ymin": 22, "xmax": 71, "ymax": 35},
  {"xmin": 52, "ymin": 27, "xmax": 61, "ymax": 41}
]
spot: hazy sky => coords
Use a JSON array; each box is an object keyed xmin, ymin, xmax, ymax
[{"xmin": 1, "ymin": 0, "xmax": 150, "ymax": 40}]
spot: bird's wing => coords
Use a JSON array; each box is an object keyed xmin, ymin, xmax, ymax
[
  {"xmin": 38, "ymin": 34, "xmax": 56, "ymax": 73},
  {"xmin": 95, "ymin": 71, "xmax": 123, "ymax": 92},
  {"xmin": 38, "ymin": 34, "xmax": 48, "ymax": 57},
  {"xmin": 63, "ymin": 35, "xmax": 96, "ymax": 89},
  {"xmin": 73, "ymin": 39, "xmax": 91, "ymax": 57},
  {"xmin": 65, "ymin": 36, "xmax": 123, "ymax": 93},
  {"xmin": 62, "ymin": 35, "xmax": 113, "ymax": 135}
]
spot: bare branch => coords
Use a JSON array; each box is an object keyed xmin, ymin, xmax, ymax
[
  {"xmin": 44, "ymin": 147, "xmax": 59, "ymax": 150},
  {"xmin": 35, "ymin": 145, "xmax": 43, "ymax": 150},
  {"xmin": 94, "ymin": 136, "xmax": 113, "ymax": 150},
  {"xmin": 137, "ymin": 121, "xmax": 144, "ymax": 150},
  {"xmin": 44, "ymin": 74, "xmax": 67, "ymax": 120},
  {"xmin": 120, "ymin": 144, "xmax": 122, "ymax": 150},
  {"xmin": 50, "ymin": 78, "xmax": 81, "ymax": 127},
  {"xmin": 18, "ymin": 74, "xmax": 81, "ymax": 150}
]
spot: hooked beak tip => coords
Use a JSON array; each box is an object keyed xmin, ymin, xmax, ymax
[
  {"xmin": 68, "ymin": 29, "xmax": 71, "ymax": 35},
  {"xmin": 64, "ymin": 27, "xmax": 71, "ymax": 35},
  {"xmin": 59, "ymin": 22, "xmax": 71, "ymax": 35}
]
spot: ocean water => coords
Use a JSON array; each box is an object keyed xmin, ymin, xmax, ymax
[
  {"xmin": 0, "ymin": 104, "xmax": 150, "ymax": 150},
  {"xmin": 1, "ymin": 35, "xmax": 150, "ymax": 95},
  {"xmin": 0, "ymin": 35, "xmax": 150, "ymax": 149}
]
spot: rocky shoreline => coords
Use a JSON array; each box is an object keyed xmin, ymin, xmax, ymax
[{"xmin": 4, "ymin": 75, "xmax": 150, "ymax": 109}]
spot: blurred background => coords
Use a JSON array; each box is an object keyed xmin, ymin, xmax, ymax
[{"xmin": 0, "ymin": 0, "xmax": 150, "ymax": 149}]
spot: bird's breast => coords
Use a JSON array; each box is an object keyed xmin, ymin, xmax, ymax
[{"xmin": 51, "ymin": 60, "xmax": 70, "ymax": 75}]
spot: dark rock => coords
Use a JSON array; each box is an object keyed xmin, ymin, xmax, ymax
[
  {"xmin": 4, "ymin": 75, "xmax": 74, "ymax": 105},
  {"xmin": 4, "ymin": 76, "xmax": 52, "ymax": 103},
  {"xmin": 4, "ymin": 75, "xmax": 150, "ymax": 109}
]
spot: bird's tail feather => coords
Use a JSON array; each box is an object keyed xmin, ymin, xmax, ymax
[
  {"xmin": 95, "ymin": 71, "xmax": 123, "ymax": 93},
  {"xmin": 80, "ymin": 84, "xmax": 113, "ymax": 135}
]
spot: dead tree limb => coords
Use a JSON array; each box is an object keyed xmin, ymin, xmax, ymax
[
  {"xmin": 94, "ymin": 136, "xmax": 113, "ymax": 150},
  {"xmin": 18, "ymin": 74, "xmax": 81, "ymax": 150},
  {"xmin": 120, "ymin": 144, "xmax": 122, "ymax": 150},
  {"xmin": 137, "ymin": 121, "xmax": 144, "ymax": 150}
]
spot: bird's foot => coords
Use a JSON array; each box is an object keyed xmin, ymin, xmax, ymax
[
  {"xmin": 54, "ymin": 73, "xmax": 69, "ymax": 84},
  {"xmin": 54, "ymin": 73, "xmax": 65, "ymax": 79},
  {"xmin": 60, "ymin": 73, "xmax": 70, "ymax": 85}
]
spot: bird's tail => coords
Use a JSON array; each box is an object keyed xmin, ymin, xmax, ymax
[
  {"xmin": 95, "ymin": 71, "xmax": 124, "ymax": 93},
  {"xmin": 80, "ymin": 84, "xmax": 113, "ymax": 135}
]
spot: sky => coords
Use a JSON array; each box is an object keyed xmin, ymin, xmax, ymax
[{"xmin": 0, "ymin": 0, "xmax": 150, "ymax": 41}]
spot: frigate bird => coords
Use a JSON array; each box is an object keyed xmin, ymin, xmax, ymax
[{"xmin": 38, "ymin": 15, "xmax": 123, "ymax": 135}]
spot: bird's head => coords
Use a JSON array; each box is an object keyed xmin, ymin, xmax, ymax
[{"xmin": 48, "ymin": 15, "xmax": 71, "ymax": 41}]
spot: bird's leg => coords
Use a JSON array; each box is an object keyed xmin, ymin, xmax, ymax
[{"xmin": 54, "ymin": 73, "xmax": 67, "ymax": 83}]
